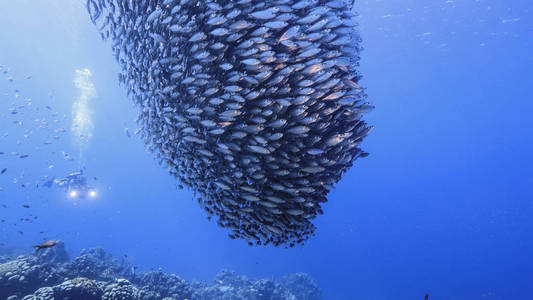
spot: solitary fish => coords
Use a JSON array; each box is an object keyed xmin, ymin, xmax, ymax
[{"xmin": 33, "ymin": 240, "xmax": 58, "ymax": 251}]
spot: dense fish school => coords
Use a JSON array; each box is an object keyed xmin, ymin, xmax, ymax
[{"xmin": 87, "ymin": 0, "xmax": 373, "ymax": 247}]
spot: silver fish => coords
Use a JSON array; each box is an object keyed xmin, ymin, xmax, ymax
[{"xmin": 87, "ymin": 0, "xmax": 370, "ymax": 247}]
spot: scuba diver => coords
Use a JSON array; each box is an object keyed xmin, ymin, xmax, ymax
[{"xmin": 43, "ymin": 170, "xmax": 97, "ymax": 199}]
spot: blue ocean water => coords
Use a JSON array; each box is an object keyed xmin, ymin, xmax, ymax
[{"xmin": 0, "ymin": 0, "xmax": 532, "ymax": 299}]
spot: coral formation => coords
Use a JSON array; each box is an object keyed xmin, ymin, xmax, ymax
[{"xmin": 1, "ymin": 246, "xmax": 321, "ymax": 300}]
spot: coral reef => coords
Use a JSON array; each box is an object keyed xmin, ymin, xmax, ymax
[
  {"xmin": 0, "ymin": 246, "xmax": 321, "ymax": 300},
  {"xmin": 135, "ymin": 270, "xmax": 194, "ymax": 300},
  {"xmin": 102, "ymin": 279, "xmax": 138, "ymax": 300}
]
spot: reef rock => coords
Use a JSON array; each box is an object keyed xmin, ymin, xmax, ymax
[
  {"xmin": 0, "ymin": 256, "xmax": 51, "ymax": 298},
  {"xmin": 0, "ymin": 246, "xmax": 321, "ymax": 299},
  {"xmin": 63, "ymin": 247, "xmax": 130, "ymax": 281},
  {"xmin": 193, "ymin": 269, "xmax": 322, "ymax": 300},
  {"xmin": 136, "ymin": 269, "xmax": 194, "ymax": 300},
  {"xmin": 102, "ymin": 279, "xmax": 139, "ymax": 300},
  {"xmin": 278, "ymin": 273, "xmax": 322, "ymax": 300}
]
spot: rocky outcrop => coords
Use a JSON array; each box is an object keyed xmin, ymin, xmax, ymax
[{"xmin": 2, "ymin": 247, "xmax": 321, "ymax": 300}]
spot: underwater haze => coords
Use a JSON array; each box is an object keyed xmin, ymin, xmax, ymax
[{"xmin": 1, "ymin": 0, "xmax": 532, "ymax": 299}]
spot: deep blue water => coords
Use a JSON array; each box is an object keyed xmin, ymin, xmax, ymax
[{"xmin": 1, "ymin": 1, "xmax": 532, "ymax": 299}]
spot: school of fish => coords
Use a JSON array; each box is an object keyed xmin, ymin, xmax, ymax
[{"xmin": 87, "ymin": 0, "xmax": 373, "ymax": 247}]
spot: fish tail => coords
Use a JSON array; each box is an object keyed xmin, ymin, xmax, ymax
[{"xmin": 33, "ymin": 245, "xmax": 41, "ymax": 251}]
